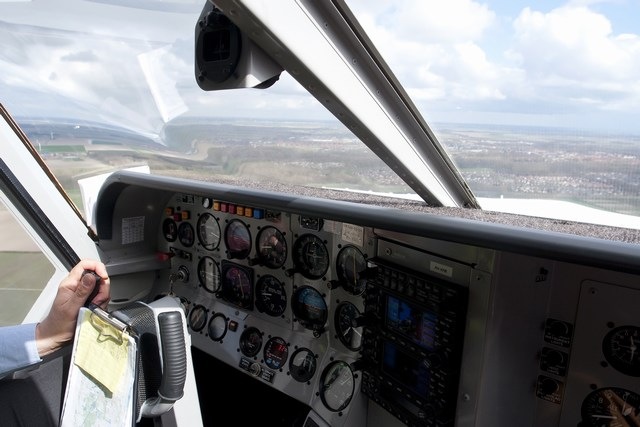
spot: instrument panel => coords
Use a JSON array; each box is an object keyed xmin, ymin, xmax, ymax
[
  {"xmin": 154, "ymin": 192, "xmax": 472, "ymax": 426},
  {"xmin": 157, "ymin": 194, "xmax": 383, "ymax": 425},
  {"xmin": 95, "ymin": 171, "xmax": 640, "ymax": 427}
]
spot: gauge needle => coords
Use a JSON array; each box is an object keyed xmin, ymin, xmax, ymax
[
  {"xmin": 591, "ymin": 415, "xmax": 616, "ymax": 419},
  {"xmin": 353, "ymin": 257, "xmax": 356, "ymax": 286},
  {"xmin": 630, "ymin": 336, "xmax": 636, "ymax": 362}
]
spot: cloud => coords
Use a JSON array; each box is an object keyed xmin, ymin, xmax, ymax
[
  {"xmin": 3, "ymin": 0, "xmax": 640, "ymax": 132},
  {"xmin": 349, "ymin": 0, "xmax": 640, "ymax": 129},
  {"xmin": 353, "ymin": 0, "xmax": 495, "ymax": 44},
  {"xmin": 61, "ymin": 50, "xmax": 99, "ymax": 62},
  {"xmin": 349, "ymin": 0, "xmax": 508, "ymax": 104},
  {"xmin": 509, "ymin": 5, "xmax": 640, "ymax": 111}
]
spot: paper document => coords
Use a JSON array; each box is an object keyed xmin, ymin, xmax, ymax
[{"xmin": 60, "ymin": 307, "xmax": 137, "ymax": 427}]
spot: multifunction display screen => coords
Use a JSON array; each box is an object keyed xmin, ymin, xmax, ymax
[
  {"xmin": 385, "ymin": 295, "xmax": 437, "ymax": 351},
  {"xmin": 381, "ymin": 340, "xmax": 429, "ymax": 398}
]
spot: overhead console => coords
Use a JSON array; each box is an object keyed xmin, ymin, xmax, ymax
[{"xmin": 94, "ymin": 170, "xmax": 640, "ymax": 427}]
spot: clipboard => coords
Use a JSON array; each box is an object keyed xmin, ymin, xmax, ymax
[{"xmin": 59, "ymin": 306, "xmax": 138, "ymax": 427}]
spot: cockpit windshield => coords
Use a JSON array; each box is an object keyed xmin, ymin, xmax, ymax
[{"xmin": 1, "ymin": 0, "xmax": 639, "ymax": 229}]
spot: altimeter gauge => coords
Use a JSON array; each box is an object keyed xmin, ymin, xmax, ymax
[
  {"xmin": 581, "ymin": 387, "xmax": 640, "ymax": 426},
  {"xmin": 335, "ymin": 302, "xmax": 363, "ymax": 351}
]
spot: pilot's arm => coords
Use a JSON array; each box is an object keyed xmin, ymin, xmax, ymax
[
  {"xmin": 0, "ymin": 259, "xmax": 110, "ymax": 377},
  {"xmin": 0, "ymin": 323, "xmax": 42, "ymax": 376}
]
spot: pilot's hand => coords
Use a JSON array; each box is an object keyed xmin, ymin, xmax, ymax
[{"xmin": 35, "ymin": 259, "xmax": 110, "ymax": 357}]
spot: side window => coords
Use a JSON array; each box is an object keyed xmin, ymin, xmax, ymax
[{"xmin": 0, "ymin": 200, "xmax": 54, "ymax": 326}]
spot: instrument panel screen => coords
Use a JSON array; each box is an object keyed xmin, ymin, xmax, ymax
[
  {"xmin": 382, "ymin": 340, "xmax": 430, "ymax": 398},
  {"xmin": 385, "ymin": 295, "xmax": 437, "ymax": 351}
]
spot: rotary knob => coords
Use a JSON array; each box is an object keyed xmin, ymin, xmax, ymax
[{"xmin": 249, "ymin": 362, "xmax": 262, "ymax": 377}]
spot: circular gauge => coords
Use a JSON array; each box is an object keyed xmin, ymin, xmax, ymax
[
  {"xmin": 239, "ymin": 327, "xmax": 263, "ymax": 357},
  {"xmin": 289, "ymin": 348, "xmax": 317, "ymax": 383},
  {"xmin": 256, "ymin": 226, "xmax": 288, "ymax": 268},
  {"xmin": 188, "ymin": 304, "xmax": 208, "ymax": 332},
  {"xmin": 221, "ymin": 261, "xmax": 253, "ymax": 310},
  {"xmin": 292, "ymin": 286, "xmax": 328, "ymax": 331},
  {"xmin": 224, "ymin": 219, "xmax": 251, "ymax": 259},
  {"xmin": 336, "ymin": 246, "xmax": 368, "ymax": 295},
  {"xmin": 335, "ymin": 302, "xmax": 363, "ymax": 351},
  {"xmin": 320, "ymin": 360, "xmax": 355, "ymax": 412},
  {"xmin": 581, "ymin": 387, "xmax": 640, "ymax": 426},
  {"xmin": 293, "ymin": 234, "xmax": 330, "ymax": 280},
  {"xmin": 198, "ymin": 256, "xmax": 221, "ymax": 293},
  {"xmin": 178, "ymin": 222, "xmax": 195, "ymax": 247},
  {"xmin": 603, "ymin": 325, "xmax": 640, "ymax": 376},
  {"xmin": 255, "ymin": 275, "xmax": 287, "ymax": 317},
  {"xmin": 197, "ymin": 213, "xmax": 221, "ymax": 250},
  {"xmin": 264, "ymin": 336, "xmax": 289, "ymax": 370},
  {"xmin": 178, "ymin": 296, "xmax": 191, "ymax": 316},
  {"xmin": 208, "ymin": 312, "xmax": 228, "ymax": 342},
  {"xmin": 162, "ymin": 218, "xmax": 177, "ymax": 242}
]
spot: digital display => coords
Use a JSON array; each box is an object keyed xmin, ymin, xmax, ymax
[
  {"xmin": 385, "ymin": 295, "xmax": 436, "ymax": 350},
  {"xmin": 382, "ymin": 341, "xmax": 429, "ymax": 398}
]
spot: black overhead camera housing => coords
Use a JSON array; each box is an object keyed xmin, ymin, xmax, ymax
[{"xmin": 194, "ymin": 1, "xmax": 283, "ymax": 91}]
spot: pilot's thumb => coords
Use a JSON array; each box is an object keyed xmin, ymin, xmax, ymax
[{"xmin": 76, "ymin": 272, "xmax": 97, "ymax": 300}]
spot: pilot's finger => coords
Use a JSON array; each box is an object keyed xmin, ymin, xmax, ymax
[
  {"xmin": 77, "ymin": 259, "xmax": 111, "ymax": 308},
  {"xmin": 66, "ymin": 260, "xmax": 110, "ymax": 308},
  {"xmin": 73, "ymin": 269, "xmax": 97, "ymax": 302}
]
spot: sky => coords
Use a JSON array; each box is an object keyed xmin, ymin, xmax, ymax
[
  {"xmin": 348, "ymin": 0, "xmax": 640, "ymax": 132},
  {"xmin": 1, "ymin": 0, "xmax": 640, "ymax": 135}
]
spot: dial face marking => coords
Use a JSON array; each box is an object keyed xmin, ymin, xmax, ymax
[
  {"xmin": 581, "ymin": 387, "xmax": 640, "ymax": 426},
  {"xmin": 256, "ymin": 226, "xmax": 287, "ymax": 268},
  {"xmin": 255, "ymin": 275, "xmax": 287, "ymax": 317},
  {"xmin": 197, "ymin": 213, "xmax": 221, "ymax": 250},
  {"xmin": 603, "ymin": 325, "xmax": 640, "ymax": 376},
  {"xmin": 293, "ymin": 234, "xmax": 329, "ymax": 280}
]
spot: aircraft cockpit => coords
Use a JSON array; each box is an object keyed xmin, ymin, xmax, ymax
[{"xmin": 1, "ymin": 1, "xmax": 639, "ymax": 427}]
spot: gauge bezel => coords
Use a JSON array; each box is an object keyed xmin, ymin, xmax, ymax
[
  {"xmin": 263, "ymin": 336, "xmax": 289, "ymax": 370},
  {"xmin": 319, "ymin": 360, "xmax": 355, "ymax": 412},
  {"xmin": 221, "ymin": 260, "xmax": 254, "ymax": 310},
  {"xmin": 256, "ymin": 226, "xmax": 288, "ymax": 268},
  {"xmin": 291, "ymin": 285, "xmax": 328, "ymax": 331},
  {"xmin": 162, "ymin": 217, "xmax": 177, "ymax": 242},
  {"xmin": 188, "ymin": 304, "xmax": 208, "ymax": 332},
  {"xmin": 292, "ymin": 233, "xmax": 330, "ymax": 280},
  {"xmin": 335, "ymin": 245, "xmax": 367, "ymax": 295},
  {"xmin": 581, "ymin": 387, "xmax": 640, "ymax": 426},
  {"xmin": 335, "ymin": 301, "xmax": 363, "ymax": 351},
  {"xmin": 224, "ymin": 219, "xmax": 252, "ymax": 259},
  {"xmin": 602, "ymin": 325, "xmax": 640, "ymax": 377},
  {"xmin": 178, "ymin": 221, "xmax": 195, "ymax": 247},
  {"xmin": 239, "ymin": 326, "xmax": 263, "ymax": 357},
  {"xmin": 198, "ymin": 256, "xmax": 221, "ymax": 293},
  {"xmin": 289, "ymin": 347, "xmax": 317, "ymax": 383},
  {"xmin": 197, "ymin": 212, "xmax": 221, "ymax": 250},
  {"xmin": 207, "ymin": 312, "xmax": 228, "ymax": 342},
  {"xmin": 255, "ymin": 275, "xmax": 287, "ymax": 317}
]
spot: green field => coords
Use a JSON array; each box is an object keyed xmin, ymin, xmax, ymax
[{"xmin": 0, "ymin": 252, "xmax": 53, "ymax": 326}]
